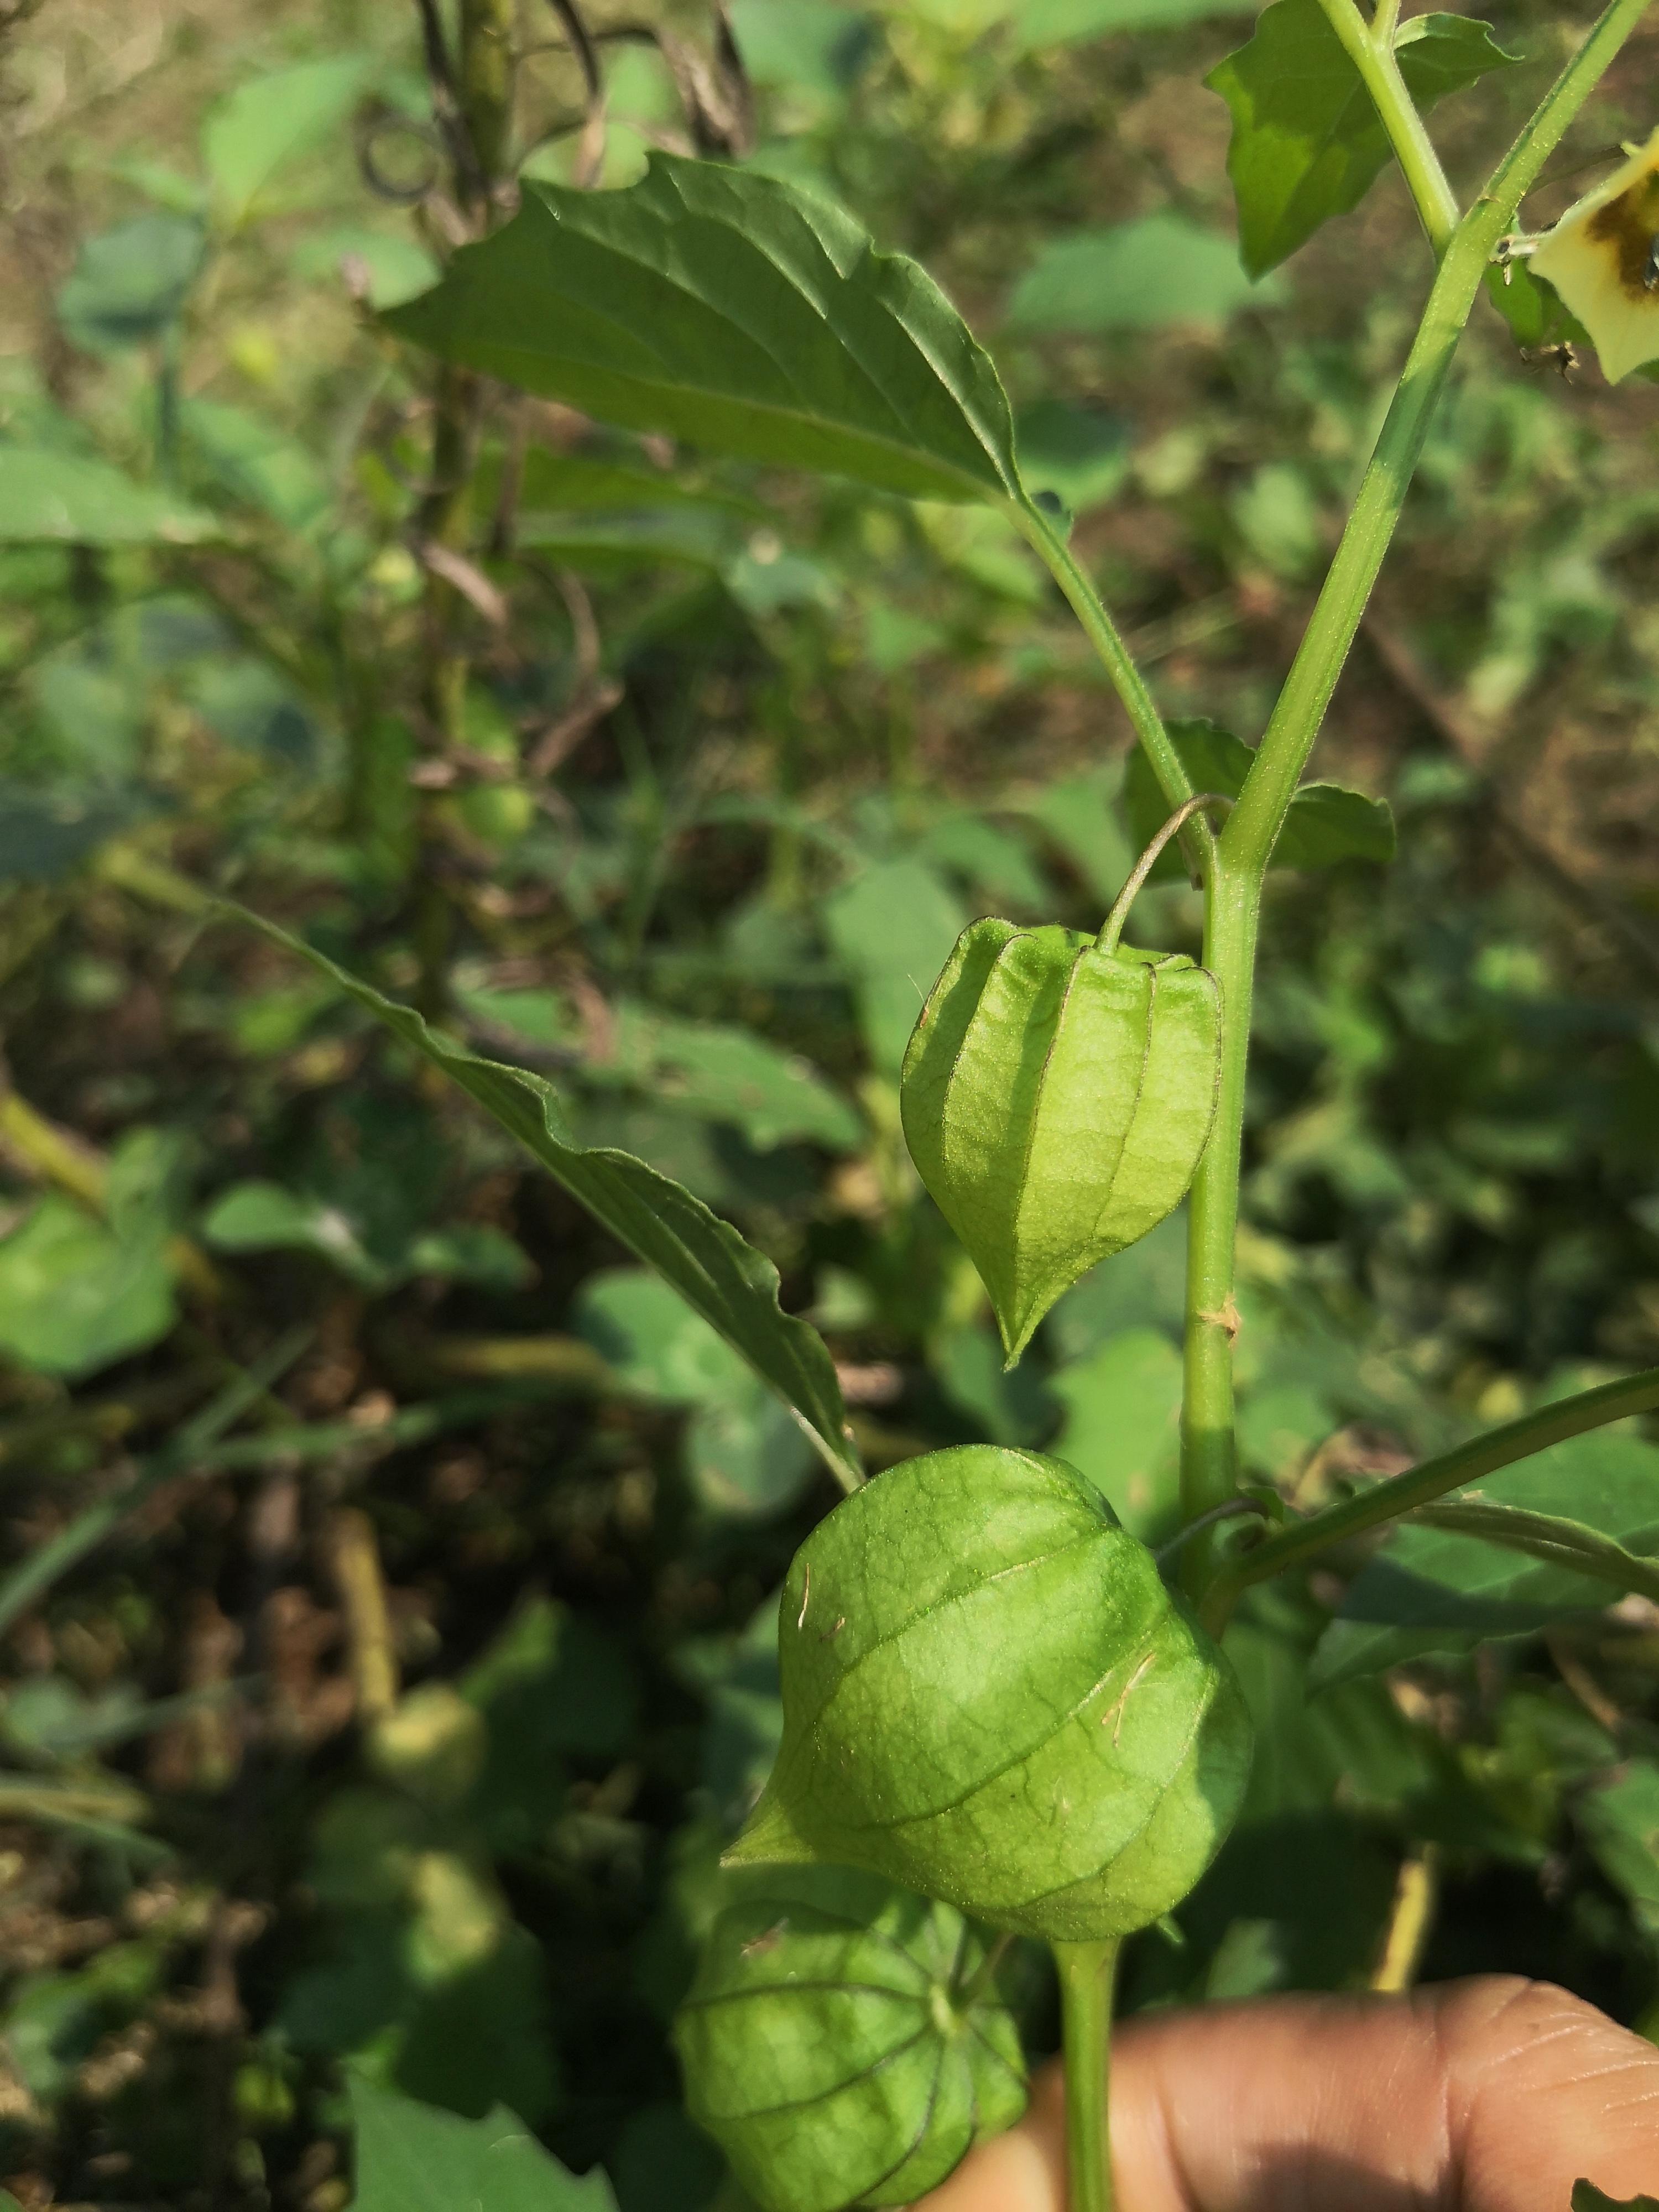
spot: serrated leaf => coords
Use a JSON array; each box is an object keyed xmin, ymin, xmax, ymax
[
  {"xmin": 730, "ymin": 1446, "xmax": 1253, "ymax": 1940},
  {"xmin": 233, "ymin": 909, "xmax": 858, "ymax": 1486},
  {"xmin": 1311, "ymin": 1430, "xmax": 1659, "ymax": 1684},
  {"xmin": 902, "ymin": 922, "xmax": 1222, "ymax": 1361},
  {"xmin": 349, "ymin": 2077, "xmax": 615, "ymax": 2211},
  {"xmin": 1007, "ymin": 213, "xmax": 1275, "ymax": 334},
  {"xmin": 0, "ymin": 448, "xmax": 220, "ymax": 545},
  {"xmin": 386, "ymin": 154, "xmax": 1025, "ymax": 508},
  {"xmin": 675, "ymin": 1864, "xmax": 1026, "ymax": 2212},
  {"xmin": 1207, "ymin": 0, "xmax": 1519, "ymax": 278},
  {"xmin": 1123, "ymin": 720, "xmax": 1395, "ymax": 878}
]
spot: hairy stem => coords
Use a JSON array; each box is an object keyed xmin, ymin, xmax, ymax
[
  {"xmin": 1200, "ymin": 1363, "xmax": 1659, "ymax": 1632},
  {"xmin": 1053, "ymin": 1939, "xmax": 1120, "ymax": 2212},
  {"xmin": 1314, "ymin": 0, "xmax": 1459, "ymax": 257}
]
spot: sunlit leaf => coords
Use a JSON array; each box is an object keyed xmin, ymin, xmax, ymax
[
  {"xmin": 235, "ymin": 909, "xmax": 858, "ymax": 1485},
  {"xmin": 1207, "ymin": 0, "xmax": 1519, "ymax": 278},
  {"xmin": 0, "ymin": 448, "xmax": 219, "ymax": 546},
  {"xmin": 1008, "ymin": 0, "xmax": 1251, "ymax": 44},
  {"xmin": 349, "ymin": 2077, "xmax": 615, "ymax": 2211},
  {"xmin": 202, "ymin": 55, "xmax": 373, "ymax": 227},
  {"xmin": 0, "ymin": 1193, "xmax": 174, "ymax": 1381},
  {"xmin": 387, "ymin": 154, "xmax": 1025, "ymax": 507}
]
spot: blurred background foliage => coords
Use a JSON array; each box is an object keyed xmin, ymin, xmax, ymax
[{"xmin": 3, "ymin": 0, "xmax": 1659, "ymax": 2204}]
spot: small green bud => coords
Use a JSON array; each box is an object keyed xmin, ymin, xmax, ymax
[
  {"xmin": 728, "ymin": 1447, "xmax": 1252, "ymax": 1942},
  {"xmin": 675, "ymin": 1864, "xmax": 1026, "ymax": 2212},
  {"xmin": 902, "ymin": 921, "xmax": 1222, "ymax": 1363}
]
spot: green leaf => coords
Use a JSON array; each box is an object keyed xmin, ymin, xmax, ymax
[
  {"xmin": 0, "ymin": 1193, "xmax": 175, "ymax": 1381},
  {"xmin": 1576, "ymin": 1760, "xmax": 1659, "ymax": 1941},
  {"xmin": 1574, "ymin": 2185, "xmax": 1659, "ymax": 2210},
  {"xmin": 1006, "ymin": 215, "xmax": 1278, "ymax": 336},
  {"xmin": 729, "ymin": 1447, "xmax": 1253, "ymax": 1940},
  {"xmin": 1007, "ymin": 0, "xmax": 1251, "ymax": 45},
  {"xmin": 181, "ymin": 400, "xmax": 333, "ymax": 534},
  {"xmin": 0, "ymin": 782, "xmax": 155, "ymax": 881},
  {"xmin": 0, "ymin": 447, "xmax": 220, "ymax": 546},
  {"xmin": 233, "ymin": 908, "xmax": 858, "ymax": 1486},
  {"xmin": 576, "ymin": 1269, "xmax": 818, "ymax": 1519},
  {"xmin": 202, "ymin": 55, "xmax": 373, "ymax": 227},
  {"xmin": 675, "ymin": 1864, "xmax": 1026, "ymax": 2212},
  {"xmin": 729, "ymin": 1, "xmax": 876, "ymax": 96},
  {"xmin": 822, "ymin": 856, "xmax": 969, "ymax": 1079},
  {"xmin": 1207, "ymin": 0, "xmax": 1519, "ymax": 278},
  {"xmin": 385, "ymin": 155, "xmax": 1025, "ymax": 507},
  {"xmin": 349, "ymin": 2077, "xmax": 615, "ymax": 2211},
  {"xmin": 1311, "ymin": 1430, "xmax": 1659, "ymax": 1684},
  {"xmin": 1123, "ymin": 720, "xmax": 1395, "ymax": 879},
  {"xmin": 1014, "ymin": 400, "xmax": 1130, "ymax": 518},
  {"xmin": 1050, "ymin": 1327, "xmax": 1185, "ymax": 1536},
  {"xmin": 56, "ymin": 213, "xmax": 205, "ymax": 352},
  {"xmin": 902, "ymin": 921, "xmax": 1221, "ymax": 1362}
]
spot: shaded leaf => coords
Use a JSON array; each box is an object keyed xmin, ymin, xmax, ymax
[
  {"xmin": 1576, "ymin": 1760, "xmax": 1659, "ymax": 1941},
  {"xmin": 1007, "ymin": 215, "xmax": 1277, "ymax": 335},
  {"xmin": 1008, "ymin": 0, "xmax": 1251, "ymax": 44},
  {"xmin": 349, "ymin": 2077, "xmax": 614, "ymax": 2211},
  {"xmin": 1574, "ymin": 2184, "xmax": 1659, "ymax": 2209},
  {"xmin": 1124, "ymin": 719, "xmax": 1395, "ymax": 879},
  {"xmin": 234, "ymin": 909, "xmax": 857, "ymax": 1485},
  {"xmin": 823, "ymin": 855, "xmax": 969, "ymax": 1078},
  {"xmin": 1207, "ymin": 0, "xmax": 1519, "ymax": 278},
  {"xmin": 1050, "ymin": 1327, "xmax": 1185, "ymax": 1535},
  {"xmin": 729, "ymin": 1, "xmax": 877, "ymax": 95},
  {"xmin": 0, "ymin": 448, "xmax": 219, "ymax": 546},
  {"xmin": 386, "ymin": 155, "xmax": 1025, "ymax": 506},
  {"xmin": 1311, "ymin": 1430, "xmax": 1659, "ymax": 1684},
  {"xmin": 56, "ymin": 214, "xmax": 205, "ymax": 352},
  {"xmin": 731, "ymin": 1447, "xmax": 1253, "ymax": 1940},
  {"xmin": 0, "ymin": 782, "xmax": 155, "ymax": 881},
  {"xmin": 675, "ymin": 1864, "xmax": 1025, "ymax": 2212}
]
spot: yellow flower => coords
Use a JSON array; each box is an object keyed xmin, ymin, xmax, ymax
[{"xmin": 1530, "ymin": 127, "xmax": 1659, "ymax": 383}]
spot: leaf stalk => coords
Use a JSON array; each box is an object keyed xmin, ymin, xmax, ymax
[{"xmin": 1198, "ymin": 1363, "xmax": 1659, "ymax": 1633}]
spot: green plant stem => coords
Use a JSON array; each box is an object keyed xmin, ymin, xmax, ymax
[
  {"xmin": 1177, "ymin": 0, "xmax": 1652, "ymax": 1597},
  {"xmin": 1314, "ymin": 0, "xmax": 1459, "ymax": 257},
  {"xmin": 1224, "ymin": 0, "xmax": 1654, "ymax": 880},
  {"xmin": 1199, "ymin": 1363, "xmax": 1659, "ymax": 1632},
  {"xmin": 1015, "ymin": 505, "xmax": 1210, "ymax": 862},
  {"xmin": 1053, "ymin": 1939, "xmax": 1120, "ymax": 2212},
  {"xmin": 1180, "ymin": 853, "xmax": 1262, "ymax": 1594}
]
